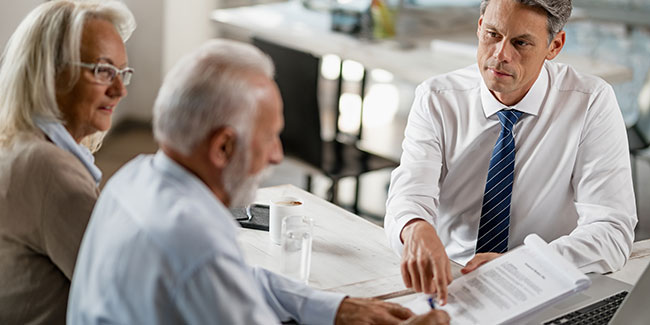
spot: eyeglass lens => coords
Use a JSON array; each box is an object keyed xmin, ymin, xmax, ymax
[{"xmin": 94, "ymin": 64, "xmax": 133, "ymax": 86}]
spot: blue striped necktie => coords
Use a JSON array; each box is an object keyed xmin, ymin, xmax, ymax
[{"xmin": 476, "ymin": 109, "xmax": 523, "ymax": 254}]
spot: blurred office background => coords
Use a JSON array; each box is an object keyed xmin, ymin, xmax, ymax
[{"xmin": 1, "ymin": 0, "xmax": 649, "ymax": 240}]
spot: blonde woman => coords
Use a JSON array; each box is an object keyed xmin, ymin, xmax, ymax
[{"xmin": 0, "ymin": 1, "xmax": 135, "ymax": 323}]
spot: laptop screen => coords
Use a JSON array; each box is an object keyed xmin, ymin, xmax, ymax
[{"xmin": 610, "ymin": 262, "xmax": 650, "ymax": 324}]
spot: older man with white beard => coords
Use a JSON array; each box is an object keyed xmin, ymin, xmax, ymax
[{"xmin": 67, "ymin": 39, "xmax": 449, "ymax": 325}]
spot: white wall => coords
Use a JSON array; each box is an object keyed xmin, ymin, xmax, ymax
[
  {"xmin": 163, "ymin": 0, "xmax": 219, "ymax": 76},
  {"xmin": 118, "ymin": 0, "xmax": 219, "ymax": 123},
  {"xmin": 0, "ymin": 0, "xmax": 44, "ymax": 52},
  {"xmin": 116, "ymin": 0, "xmax": 165, "ymax": 124}
]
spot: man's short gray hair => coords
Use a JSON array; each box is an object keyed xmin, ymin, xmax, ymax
[
  {"xmin": 153, "ymin": 39, "xmax": 275, "ymax": 156},
  {"xmin": 480, "ymin": 0, "xmax": 572, "ymax": 44},
  {"xmin": 0, "ymin": 0, "xmax": 136, "ymax": 151}
]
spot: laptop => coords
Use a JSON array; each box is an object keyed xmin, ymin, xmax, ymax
[{"xmin": 520, "ymin": 262, "xmax": 650, "ymax": 324}]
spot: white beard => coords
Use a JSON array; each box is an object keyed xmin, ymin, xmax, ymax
[
  {"xmin": 222, "ymin": 147, "xmax": 271, "ymax": 208},
  {"xmin": 228, "ymin": 168, "xmax": 270, "ymax": 208}
]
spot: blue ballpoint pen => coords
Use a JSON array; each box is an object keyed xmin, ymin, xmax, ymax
[{"xmin": 427, "ymin": 296, "xmax": 436, "ymax": 309}]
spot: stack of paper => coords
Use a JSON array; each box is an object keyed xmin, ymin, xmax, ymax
[{"xmin": 402, "ymin": 234, "xmax": 591, "ymax": 324}]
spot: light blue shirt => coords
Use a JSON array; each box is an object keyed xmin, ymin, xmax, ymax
[
  {"xmin": 68, "ymin": 151, "xmax": 345, "ymax": 324},
  {"xmin": 34, "ymin": 116, "xmax": 102, "ymax": 185}
]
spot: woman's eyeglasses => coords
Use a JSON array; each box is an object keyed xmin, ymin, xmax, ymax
[{"xmin": 72, "ymin": 62, "xmax": 134, "ymax": 86}]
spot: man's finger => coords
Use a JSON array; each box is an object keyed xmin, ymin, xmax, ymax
[
  {"xmin": 387, "ymin": 303, "xmax": 415, "ymax": 320},
  {"xmin": 461, "ymin": 253, "xmax": 501, "ymax": 274},
  {"xmin": 402, "ymin": 310, "xmax": 451, "ymax": 325},
  {"xmin": 431, "ymin": 310, "xmax": 451, "ymax": 324},
  {"xmin": 433, "ymin": 262, "xmax": 449, "ymax": 305},
  {"xmin": 461, "ymin": 258, "xmax": 478, "ymax": 274},
  {"xmin": 408, "ymin": 260, "xmax": 422, "ymax": 292},
  {"xmin": 401, "ymin": 261, "xmax": 413, "ymax": 289},
  {"xmin": 462, "ymin": 254, "xmax": 487, "ymax": 274},
  {"xmin": 429, "ymin": 259, "xmax": 442, "ymax": 294},
  {"xmin": 429, "ymin": 269, "xmax": 438, "ymax": 294},
  {"xmin": 418, "ymin": 259, "xmax": 434, "ymax": 294},
  {"xmin": 372, "ymin": 312, "xmax": 405, "ymax": 325}
]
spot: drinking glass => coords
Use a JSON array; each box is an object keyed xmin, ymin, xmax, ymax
[{"xmin": 281, "ymin": 215, "xmax": 314, "ymax": 284}]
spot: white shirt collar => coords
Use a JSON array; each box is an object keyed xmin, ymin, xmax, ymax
[
  {"xmin": 480, "ymin": 63, "xmax": 549, "ymax": 117},
  {"xmin": 34, "ymin": 117, "xmax": 102, "ymax": 185}
]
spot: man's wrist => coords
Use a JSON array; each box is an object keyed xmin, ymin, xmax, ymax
[
  {"xmin": 400, "ymin": 219, "xmax": 426, "ymax": 243},
  {"xmin": 334, "ymin": 297, "xmax": 349, "ymax": 325}
]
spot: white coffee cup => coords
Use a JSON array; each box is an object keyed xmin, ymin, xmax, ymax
[{"xmin": 269, "ymin": 196, "xmax": 303, "ymax": 244}]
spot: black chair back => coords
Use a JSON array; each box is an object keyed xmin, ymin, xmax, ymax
[
  {"xmin": 635, "ymin": 71, "xmax": 650, "ymax": 145},
  {"xmin": 253, "ymin": 37, "xmax": 323, "ymax": 168}
]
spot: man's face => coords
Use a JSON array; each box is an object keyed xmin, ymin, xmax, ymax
[
  {"xmin": 476, "ymin": 0, "xmax": 564, "ymax": 106},
  {"xmin": 223, "ymin": 77, "xmax": 284, "ymax": 207},
  {"xmin": 247, "ymin": 80, "xmax": 285, "ymax": 177}
]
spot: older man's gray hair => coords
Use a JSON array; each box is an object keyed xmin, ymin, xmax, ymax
[
  {"xmin": 153, "ymin": 39, "xmax": 275, "ymax": 156},
  {"xmin": 480, "ymin": 0, "xmax": 572, "ymax": 44}
]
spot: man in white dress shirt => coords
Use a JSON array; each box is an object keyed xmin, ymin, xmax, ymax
[
  {"xmin": 67, "ymin": 40, "xmax": 449, "ymax": 324},
  {"xmin": 385, "ymin": 0, "xmax": 637, "ymax": 305}
]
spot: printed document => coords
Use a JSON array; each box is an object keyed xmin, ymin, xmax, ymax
[{"xmin": 402, "ymin": 234, "xmax": 590, "ymax": 324}]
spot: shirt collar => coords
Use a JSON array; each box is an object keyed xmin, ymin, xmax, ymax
[
  {"xmin": 153, "ymin": 149, "xmax": 193, "ymax": 183},
  {"xmin": 152, "ymin": 150, "xmax": 232, "ymax": 218},
  {"xmin": 481, "ymin": 63, "xmax": 549, "ymax": 118},
  {"xmin": 34, "ymin": 116, "xmax": 102, "ymax": 185}
]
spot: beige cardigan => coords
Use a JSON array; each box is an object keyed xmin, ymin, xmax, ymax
[{"xmin": 0, "ymin": 132, "xmax": 98, "ymax": 324}]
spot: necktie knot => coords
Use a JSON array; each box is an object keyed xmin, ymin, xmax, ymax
[{"xmin": 496, "ymin": 110, "xmax": 523, "ymax": 131}]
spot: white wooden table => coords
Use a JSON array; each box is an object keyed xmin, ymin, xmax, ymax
[
  {"xmin": 211, "ymin": 1, "xmax": 633, "ymax": 85},
  {"xmin": 241, "ymin": 184, "xmax": 650, "ymax": 301},
  {"xmin": 608, "ymin": 238, "xmax": 650, "ymax": 285},
  {"xmin": 240, "ymin": 184, "xmax": 405, "ymax": 298}
]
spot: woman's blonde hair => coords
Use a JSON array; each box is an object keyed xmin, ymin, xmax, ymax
[{"xmin": 0, "ymin": 0, "xmax": 136, "ymax": 152}]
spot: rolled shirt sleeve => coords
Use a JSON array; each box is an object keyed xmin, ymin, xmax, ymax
[{"xmin": 385, "ymin": 83, "xmax": 445, "ymax": 256}]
